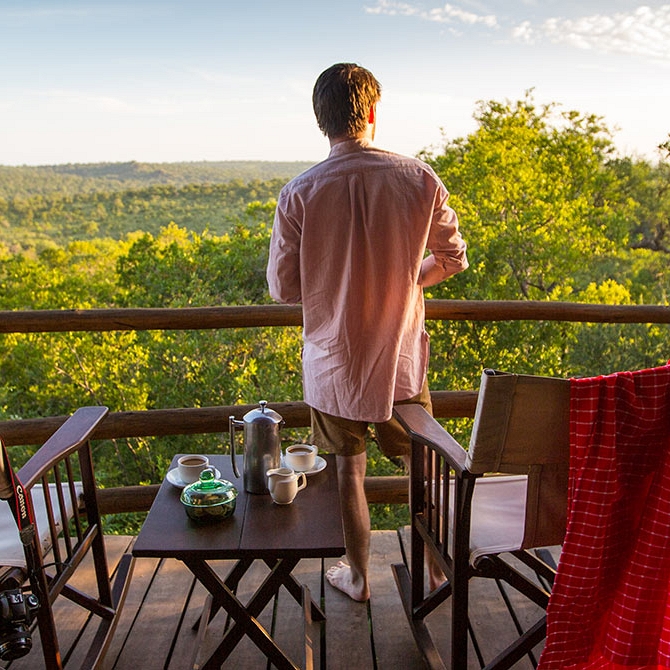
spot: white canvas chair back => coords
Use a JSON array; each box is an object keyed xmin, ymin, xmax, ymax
[
  {"xmin": 467, "ymin": 368, "xmax": 570, "ymax": 549},
  {"xmin": 0, "ymin": 482, "xmax": 84, "ymax": 569}
]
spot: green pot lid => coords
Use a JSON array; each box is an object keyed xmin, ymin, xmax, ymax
[{"xmin": 180, "ymin": 467, "xmax": 238, "ymax": 507}]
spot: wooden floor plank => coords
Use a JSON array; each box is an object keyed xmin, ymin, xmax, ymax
[
  {"xmin": 113, "ymin": 557, "xmax": 195, "ymax": 669},
  {"xmin": 322, "ymin": 556, "xmax": 375, "ymax": 670},
  {"xmin": 164, "ymin": 562, "xmax": 213, "ymax": 670},
  {"xmin": 368, "ymin": 531, "xmax": 425, "ymax": 669},
  {"xmin": 102, "ymin": 554, "xmax": 161, "ymax": 669}
]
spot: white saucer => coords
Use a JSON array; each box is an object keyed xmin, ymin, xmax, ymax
[
  {"xmin": 166, "ymin": 467, "xmax": 222, "ymax": 489},
  {"xmin": 281, "ymin": 455, "xmax": 327, "ymax": 477}
]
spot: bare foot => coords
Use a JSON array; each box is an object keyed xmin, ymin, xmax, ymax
[{"xmin": 326, "ymin": 561, "xmax": 370, "ymax": 602}]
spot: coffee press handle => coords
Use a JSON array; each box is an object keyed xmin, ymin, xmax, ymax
[{"xmin": 229, "ymin": 416, "xmax": 243, "ymax": 478}]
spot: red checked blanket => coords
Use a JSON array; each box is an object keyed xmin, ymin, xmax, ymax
[{"xmin": 540, "ymin": 362, "xmax": 670, "ymax": 670}]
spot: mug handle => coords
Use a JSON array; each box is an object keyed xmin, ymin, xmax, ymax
[{"xmin": 297, "ymin": 472, "xmax": 307, "ymax": 491}]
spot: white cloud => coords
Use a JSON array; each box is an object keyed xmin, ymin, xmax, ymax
[
  {"xmin": 428, "ymin": 4, "xmax": 497, "ymax": 27},
  {"xmin": 364, "ymin": 0, "xmax": 422, "ymax": 17},
  {"xmin": 512, "ymin": 19, "xmax": 534, "ymax": 44},
  {"xmin": 365, "ymin": 1, "xmax": 670, "ymax": 63},
  {"xmin": 365, "ymin": 0, "xmax": 498, "ymax": 28},
  {"xmin": 514, "ymin": 5, "xmax": 670, "ymax": 63}
]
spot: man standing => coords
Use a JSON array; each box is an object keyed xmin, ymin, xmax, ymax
[{"xmin": 267, "ymin": 63, "xmax": 468, "ymax": 601}]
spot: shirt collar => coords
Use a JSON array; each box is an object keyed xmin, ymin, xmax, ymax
[{"xmin": 328, "ymin": 137, "xmax": 373, "ymax": 158}]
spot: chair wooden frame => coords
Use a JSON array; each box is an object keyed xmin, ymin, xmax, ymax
[
  {"xmin": 1, "ymin": 406, "xmax": 134, "ymax": 669},
  {"xmin": 392, "ymin": 369, "xmax": 570, "ymax": 670}
]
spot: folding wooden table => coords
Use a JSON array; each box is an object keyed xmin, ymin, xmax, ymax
[{"xmin": 132, "ymin": 453, "xmax": 345, "ymax": 669}]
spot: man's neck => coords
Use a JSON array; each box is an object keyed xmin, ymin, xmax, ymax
[{"xmin": 329, "ymin": 124, "xmax": 375, "ymax": 148}]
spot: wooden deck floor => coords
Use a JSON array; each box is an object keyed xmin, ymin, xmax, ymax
[{"xmin": 7, "ymin": 532, "xmax": 549, "ymax": 670}]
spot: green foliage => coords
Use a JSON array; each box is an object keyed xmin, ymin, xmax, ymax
[
  {"xmin": 422, "ymin": 93, "xmax": 668, "ymax": 386},
  {"xmin": 425, "ymin": 94, "xmax": 623, "ymax": 301},
  {"xmin": 116, "ymin": 202, "xmax": 276, "ymax": 308},
  {"xmin": 0, "ymin": 180, "xmax": 288, "ymax": 254},
  {"xmin": 609, "ymin": 154, "xmax": 670, "ymax": 253}
]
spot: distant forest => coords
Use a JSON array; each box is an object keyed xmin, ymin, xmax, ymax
[
  {"xmin": 0, "ymin": 160, "xmax": 314, "ymax": 197},
  {"xmin": 0, "ymin": 160, "xmax": 313, "ymax": 252}
]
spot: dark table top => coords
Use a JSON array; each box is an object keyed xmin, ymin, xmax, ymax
[{"xmin": 132, "ymin": 453, "xmax": 345, "ymax": 561}]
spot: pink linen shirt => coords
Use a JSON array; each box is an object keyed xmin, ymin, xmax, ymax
[{"xmin": 266, "ymin": 138, "xmax": 468, "ymax": 422}]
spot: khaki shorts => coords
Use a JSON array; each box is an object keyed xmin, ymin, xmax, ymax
[{"xmin": 309, "ymin": 380, "xmax": 433, "ymax": 458}]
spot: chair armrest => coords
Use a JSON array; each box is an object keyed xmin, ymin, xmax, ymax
[
  {"xmin": 0, "ymin": 565, "xmax": 25, "ymax": 589},
  {"xmin": 393, "ymin": 404, "xmax": 468, "ymax": 474},
  {"xmin": 18, "ymin": 406, "xmax": 108, "ymax": 488}
]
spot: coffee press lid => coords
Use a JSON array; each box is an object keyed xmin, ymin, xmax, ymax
[{"xmin": 243, "ymin": 400, "xmax": 283, "ymax": 425}]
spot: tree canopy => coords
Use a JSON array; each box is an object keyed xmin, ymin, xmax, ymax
[{"xmin": 419, "ymin": 94, "xmax": 668, "ymax": 389}]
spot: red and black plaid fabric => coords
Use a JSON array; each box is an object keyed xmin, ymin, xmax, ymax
[{"xmin": 540, "ymin": 362, "xmax": 670, "ymax": 670}]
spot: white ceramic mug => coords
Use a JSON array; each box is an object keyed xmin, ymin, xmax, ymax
[
  {"xmin": 284, "ymin": 444, "xmax": 318, "ymax": 472},
  {"xmin": 266, "ymin": 467, "xmax": 307, "ymax": 504},
  {"xmin": 177, "ymin": 454, "xmax": 209, "ymax": 484}
]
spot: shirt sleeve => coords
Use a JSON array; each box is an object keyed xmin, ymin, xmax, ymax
[
  {"xmin": 426, "ymin": 183, "xmax": 469, "ymax": 279},
  {"xmin": 266, "ymin": 190, "xmax": 303, "ymax": 305}
]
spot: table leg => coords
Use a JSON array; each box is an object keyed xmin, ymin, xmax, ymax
[
  {"xmin": 184, "ymin": 557, "xmax": 301, "ymax": 670},
  {"xmin": 302, "ymin": 584, "xmax": 317, "ymax": 670},
  {"xmin": 191, "ymin": 593, "xmax": 213, "ymax": 669},
  {"xmin": 191, "ymin": 557, "xmax": 254, "ymax": 631}
]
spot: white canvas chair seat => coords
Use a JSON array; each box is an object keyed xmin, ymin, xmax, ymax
[
  {"xmin": 469, "ymin": 475, "xmax": 528, "ymax": 564},
  {"xmin": 0, "ymin": 482, "xmax": 83, "ymax": 570},
  {"xmin": 438, "ymin": 474, "xmax": 529, "ymax": 565}
]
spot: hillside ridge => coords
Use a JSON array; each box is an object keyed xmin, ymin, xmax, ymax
[{"xmin": 0, "ymin": 160, "xmax": 316, "ymax": 199}]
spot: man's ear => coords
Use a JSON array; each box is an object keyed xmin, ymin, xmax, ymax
[{"xmin": 368, "ymin": 104, "xmax": 376, "ymax": 124}]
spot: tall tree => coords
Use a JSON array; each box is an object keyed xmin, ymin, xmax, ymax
[{"xmin": 419, "ymin": 93, "xmax": 663, "ymax": 385}]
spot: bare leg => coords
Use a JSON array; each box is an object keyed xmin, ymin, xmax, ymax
[
  {"xmin": 427, "ymin": 554, "xmax": 447, "ymax": 590},
  {"xmin": 326, "ymin": 452, "xmax": 370, "ymax": 602}
]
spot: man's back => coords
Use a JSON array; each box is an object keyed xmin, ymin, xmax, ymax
[{"xmin": 268, "ymin": 138, "xmax": 467, "ymax": 422}]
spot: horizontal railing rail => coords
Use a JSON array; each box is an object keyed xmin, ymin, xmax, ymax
[
  {"xmin": 0, "ymin": 392, "xmax": 479, "ymax": 447},
  {"xmin": 1, "ymin": 300, "xmax": 669, "ymax": 333}
]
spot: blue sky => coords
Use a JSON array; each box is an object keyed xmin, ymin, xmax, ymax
[{"xmin": 1, "ymin": 0, "xmax": 669, "ymax": 165}]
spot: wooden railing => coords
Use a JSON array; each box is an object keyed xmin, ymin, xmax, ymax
[
  {"xmin": 1, "ymin": 300, "xmax": 668, "ymax": 514},
  {"xmin": 2, "ymin": 300, "xmax": 669, "ymax": 333}
]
